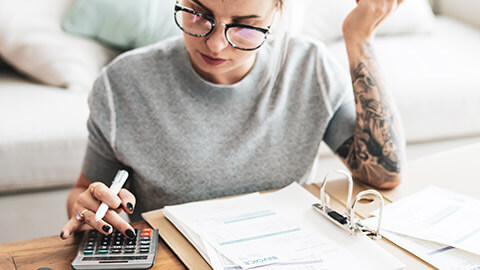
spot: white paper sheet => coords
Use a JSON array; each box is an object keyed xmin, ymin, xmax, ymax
[
  {"xmin": 367, "ymin": 186, "xmax": 480, "ymax": 256},
  {"xmin": 379, "ymin": 230, "xmax": 480, "ymax": 270},
  {"xmin": 165, "ymin": 192, "xmax": 331, "ymax": 268}
]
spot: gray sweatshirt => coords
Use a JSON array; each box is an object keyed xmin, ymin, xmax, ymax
[{"xmin": 82, "ymin": 36, "xmax": 355, "ymax": 221}]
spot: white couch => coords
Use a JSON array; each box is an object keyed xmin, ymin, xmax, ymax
[{"xmin": 1, "ymin": 0, "xmax": 480, "ymax": 242}]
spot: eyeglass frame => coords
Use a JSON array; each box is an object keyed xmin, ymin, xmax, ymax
[{"xmin": 173, "ymin": 3, "xmax": 277, "ymax": 51}]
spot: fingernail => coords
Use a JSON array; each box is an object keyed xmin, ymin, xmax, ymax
[
  {"xmin": 126, "ymin": 229, "xmax": 136, "ymax": 239},
  {"xmin": 60, "ymin": 231, "xmax": 64, "ymax": 239},
  {"xmin": 126, "ymin": 202, "xmax": 134, "ymax": 212},
  {"xmin": 102, "ymin": 225, "xmax": 111, "ymax": 233}
]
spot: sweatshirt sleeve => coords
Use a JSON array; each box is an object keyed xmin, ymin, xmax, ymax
[
  {"xmin": 315, "ymin": 42, "xmax": 356, "ymax": 153},
  {"xmin": 81, "ymin": 69, "xmax": 127, "ymax": 185}
]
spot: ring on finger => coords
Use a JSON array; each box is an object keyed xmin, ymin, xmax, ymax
[{"xmin": 75, "ymin": 209, "xmax": 89, "ymax": 223}]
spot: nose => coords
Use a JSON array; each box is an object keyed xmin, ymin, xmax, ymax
[{"xmin": 205, "ymin": 23, "xmax": 229, "ymax": 54}]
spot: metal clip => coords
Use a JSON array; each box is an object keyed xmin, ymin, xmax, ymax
[
  {"xmin": 312, "ymin": 170, "xmax": 385, "ymax": 240},
  {"xmin": 349, "ymin": 189, "xmax": 384, "ymax": 240}
]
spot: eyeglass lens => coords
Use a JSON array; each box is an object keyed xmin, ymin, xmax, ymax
[{"xmin": 175, "ymin": 10, "xmax": 266, "ymax": 50}]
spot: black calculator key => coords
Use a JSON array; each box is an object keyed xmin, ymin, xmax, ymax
[
  {"xmin": 140, "ymin": 248, "xmax": 149, "ymax": 253},
  {"xmin": 126, "ymin": 245, "xmax": 136, "ymax": 249},
  {"xmin": 141, "ymin": 237, "xmax": 151, "ymax": 241},
  {"xmin": 84, "ymin": 246, "xmax": 94, "ymax": 250},
  {"xmin": 124, "ymin": 249, "xmax": 135, "ymax": 254},
  {"xmin": 111, "ymin": 249, "xmax": 122, "ymax": 254}
]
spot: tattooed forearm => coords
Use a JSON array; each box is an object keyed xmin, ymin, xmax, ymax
[{"xmin": 338, "ymin": 42, "xmax": 405, "ymax": 188}]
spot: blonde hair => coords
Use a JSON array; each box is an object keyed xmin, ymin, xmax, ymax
[{"xmin": 260, "ymin": 0, "xmax": 291, "ymax": 89}]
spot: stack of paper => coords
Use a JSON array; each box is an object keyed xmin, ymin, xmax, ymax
[
  {"xmin": 363, "ymin": 186, "xmax": 480, "ymax": 269},
  {"xmin": 163, "ymin": 182, "xmax": 405, "ymax": 270}
]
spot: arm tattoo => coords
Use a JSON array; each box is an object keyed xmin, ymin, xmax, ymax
[{"xmin": 337, "ymin": 43, "xmax": 403, "ymax": 187}]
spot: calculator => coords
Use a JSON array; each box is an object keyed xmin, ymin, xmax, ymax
[{"xmin": 71, "ymin": 228, "xmax": 158, "ymax": 269}]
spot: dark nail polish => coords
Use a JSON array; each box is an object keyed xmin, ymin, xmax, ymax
[
  {"xmin": 60, "ymin": 231, "xmax": 64, "ymax": 239},
  {"xmin": 102, "ymin": 225, "xmax": 111, "ymax": 233},
  {"xmin": 126, "ymin": 202, "xmax": 134, "ymax": 212},
  {"xmin": 126, "ymin": 229, "xmax": 136, "ymax": 239}
]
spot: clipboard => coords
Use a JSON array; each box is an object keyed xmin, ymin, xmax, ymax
[
  {"xmin": 142, "ymin": 171, "xmax": 401, "ymax": 270},
  {"xmin": 142, "ymin": 208, "xmax": 211, "ymax": 269}
]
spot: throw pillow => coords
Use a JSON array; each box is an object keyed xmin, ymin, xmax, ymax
[
  {"xmin": 0, "ymin": 0, "xmax": 119, "ymax": 90},
  {"xmin": 296, "ymin": 0, "xmax": 435, "ymax": 43},
  {"xmin": 62, "ymin": 0, "xmax": 181, "ymax": 50}
]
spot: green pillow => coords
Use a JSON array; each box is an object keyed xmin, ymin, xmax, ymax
[{"xmin": 62, "ymin": 0, "xmax": 181, "ymax": 50}]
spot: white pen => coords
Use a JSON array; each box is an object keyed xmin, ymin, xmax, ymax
[{"xmin": 95, "ymin": 170, "xmax": 129, "ymax": 221}]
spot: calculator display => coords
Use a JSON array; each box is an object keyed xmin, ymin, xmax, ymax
[{"xmin": 71, "ymin": 228, "xmax": 158, "ymax": 270}]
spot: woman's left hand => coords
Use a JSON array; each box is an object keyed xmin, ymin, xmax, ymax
[{"xmin": 342, "ymin": 0, "xmax": 404, "ymax": 43}]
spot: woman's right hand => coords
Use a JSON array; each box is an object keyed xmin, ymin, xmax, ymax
[{"xmin": 60, "ymin": 181, "xmax": 137, "ymax": 239}]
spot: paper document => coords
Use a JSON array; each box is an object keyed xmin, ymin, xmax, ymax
[
  {"xmin": 377, "ymin": 229, "xmax": 480, "ymax": 269},
  {"xmin": 366, "ymin": 186, "xmax": 480, "ymax": 256},
  {"xmin": 164, "ymin": 182, "xmax": 404, "ymax": 270},
  {"xmin": 165, "ymin": 192, "xmax": 331, "ymax": 268}
]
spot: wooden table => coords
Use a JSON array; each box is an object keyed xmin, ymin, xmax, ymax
[
  {"xmin": 0, "ymin": 222, "xmax": 185, "ymax": 270},
  {"xmin": 1, "ymin": 142, "xmax": 479, "ymax": 269}
]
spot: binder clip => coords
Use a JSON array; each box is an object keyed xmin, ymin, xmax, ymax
[{"xmin": 312, "ymin": 170, "xmax": 384, "ymax": 240}]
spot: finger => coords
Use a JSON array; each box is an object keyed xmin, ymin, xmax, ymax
[
  {"xmin": 103, "ymin": 209, "xmax": 136, "ymax": 239},
  {"xmin": 83, "ymin": 209, "xmax": 114, "ymax": 235},
  {"xmin": 77, "ymin": 189, "xmax": 102, "ymax": 212},
  {"xmin": 91, "ymin": 183, "xmax": 122, "ymax": 209},
  {"xmin": 60, "ymin": 217, "xmax": 82, "ymax": 239},
  {"xmin": 118, "ymin": 188, "xmax": 136, "ymax": 214}
]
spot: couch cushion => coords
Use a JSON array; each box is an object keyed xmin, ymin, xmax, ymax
[
  {"xmin": 292, "ymin": 0, "xmax": 435, "ymax": 43},
  {"xmin": 62, "ymin": 0, "xmax": 181, "ymax": 50},
  {"xmin": 0, "ymin": 72, "xmax": 88, "ymax": 192},
  {"xmin": 327, "ymin": 16, "xmax": 480, "ymax": 142},
  {"xmin": 0, "ymin": 0, "xmax": 119, "ymax": 90}
]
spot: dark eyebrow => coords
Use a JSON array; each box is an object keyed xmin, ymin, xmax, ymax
[
  {"xmin": 190, "ymin": 0, "xmax": 262, "ymax": 20},
  {"xmin": 191, "ymin": 0, "xmax": 212, "ymax": 13}
]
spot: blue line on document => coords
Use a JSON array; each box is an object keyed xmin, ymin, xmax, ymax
[
  {"xmin": 219, "ymin": 228, "xmax": 301, "ymax": 246},
  {"xmin": 454, "ymin": 227, "xmax": 480, "ymax": 244},
  {"xmin": 223, "ymin": 210, "xmax": 276, "ymax": 224},
  {"xmin": 426, "ymin": 246, "xmax": 454, "ymax": 256},
  {"xmin": 429, "ymin": 205, "xmax": 461, "ymax": 225}
]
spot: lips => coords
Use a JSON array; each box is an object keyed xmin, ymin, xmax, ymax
[{"xmin": 200, "ymin": 53, "xmax": 227, "ymax": 66}]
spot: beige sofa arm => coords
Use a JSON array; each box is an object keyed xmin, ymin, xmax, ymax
[{"xmin": 437, "ymin": 0, "xmax": 480, "ymax": 29}]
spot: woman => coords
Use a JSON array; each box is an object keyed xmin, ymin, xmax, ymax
[{"xmin": 60, "ymin": 0, "xmax": 405, "ymax": 240}]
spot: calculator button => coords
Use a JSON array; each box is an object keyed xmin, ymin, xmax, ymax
[
  {"xmin": 141, "ymin": 237, "xmax": 151, "ymax": 241},
  {"xmin": 142, "ymin": 228, "xmax": 152, "ymax": 233},
  {"xmin": 141, "ymin": 231, "xmax": 152, "ymax": 237},
  {"xmin": 84, "ymin": 245, "xmax": 95, "ymax": 250},
  {"xmin": 140, "ymin": 248, "xmax": 150, "ymax": 253},
  {"xmin": 111, "ymin": 249, "xmax": 122, "ymax": 254},
  {"xmin": 124, "ymin": 249, "xmax": 135, "ymax": 253},
  {"xmin": 99, "ymin": 245, "xmax": 109, "ymax": 250},
  {"xmin": 83, "ymin": 249, "xmax": 94, "ymax": 255},
  {"xmin": 98, "ymin": 249, "xmax": 109, "ymax": 254},
  {"xmin": 125, "ymin": 245, "xmax": 136, "ymax": 249},
  {"xmin": 140, "ymin": 240, "xmax": 150, "ymax": 245}
]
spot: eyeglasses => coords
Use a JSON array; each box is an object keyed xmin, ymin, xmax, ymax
[{"xmin": 174, "ymin": 4, "xmax": 276, "ymax": 51}]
